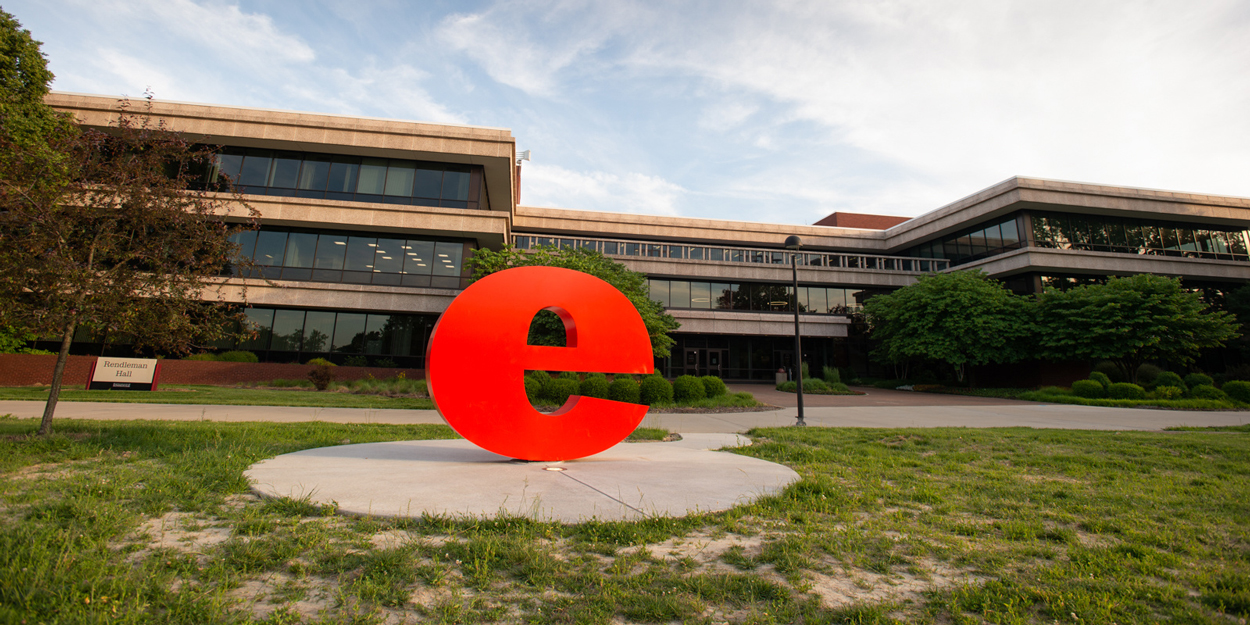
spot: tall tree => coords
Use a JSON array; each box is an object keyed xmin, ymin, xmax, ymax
[
  {"xmin": 1035, "ymin": 274, "xmax": 1239, "ymax": 384},
  {"xmin": 0, "ymin": 11, "xmax": 257, "ymax": 434},
  {"xmin": 863, "ymin": 270, "xmax": 1031, "ymax": 382},
  {"xmin": 468, "ymin": 245, "xmax": 680, "ymax": 358}
]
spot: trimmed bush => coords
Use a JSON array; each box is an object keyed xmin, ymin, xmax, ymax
[
  {"xmin": 579, "ymin": 376, "xmax": 610, "ymax": 399},
  {"xmin": 343, "ymin": 355, "xmax": 368, "ymax": 367},
  {"xmin": 1093, "ymin": 360, "xmax": 1126, "ymax": 383},
  {"xmin": 1107, "ymin": 382, "xmax": 1145, "ymax": 399},
  {"xmin": 1190, "ymin": 384, "xmax": 1227, "ymax": 401},
  {"xmin": 585, "ymin": 372, "xmax": 608, "ymax": 381},
  {"xmin": 803, "ymin": 378, "xmax": 830, "ymax": 393},
  {"xmin": 1222, "ymin": 380, "xmax": 1250, "ymax": 403},
  {"xmin": 776, "ymin": 380, "xmax": 797, "ymax": 392},
  {"xmin": 1071, "ymin": 379, "xmax": 1106, "ymax": 398},
  {"xmin": 524, "ymin": 376, "xmax": 542, "ymax": 402},
  {"xmin": 184, "ymin": 353, "xmax": 217, "ymax": 361},
  {"xmin": 1088, "ymin": 372, "xmax": 1112, "ymax": 389},
  {"xmin": 608, "ymin": 377, "xmax": 640, "ymax": 404},
  {"xmin": 1149, "ymin": 371, "xmax": 1186, "ymax": 392},
  {"xmin": 1136, "ymin": 364, "xmax": 1163, "ymax": 386},
  {"xmin": 822, "ymin": 366, "xmax": 841, "ymax": 385},
  {"xmin": 672, "ymin": 375, "xmax": 707, "ymax": 402},
  {"xmin": 558, "ymin": 371, "xmax": 580, "ymax": 381},
  {"xmin": 218, "ymin": 350, "xmax": 259, "ymax": 363},
  {"xmin": 700, "ymin": 375, "xmax": 727, "ymax": 397},
  {"xmin": 545, "ymin": 378, "xmax": 579, "ymax": 406},
  {"xmin": 830, "ymin": 382, "xmax": 852, "ymax": 394},
  {"xmin": 308, "ymin": 365, "xmax": 334, "ymax": 391},
  {"xmin": 639, "ymin": 376, "xmax": 673, "ymax": 405},
  {"xmin": 1153, "ymin": 386, "xmax": 1185, "ymax": 400},
  {"xmin": 1183, "ymin": 373, "xmax": 1214, "ymax": 389},
  {"xmin": 305, "ymin": 357, "xmax": 336, "ymax": 367}
]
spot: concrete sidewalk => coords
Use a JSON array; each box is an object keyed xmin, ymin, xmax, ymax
[{"xmin": 3, "ymin": 399, "xmax": 1247, "ymax": 432}]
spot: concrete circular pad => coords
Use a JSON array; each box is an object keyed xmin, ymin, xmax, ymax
[{"xmin": 245, "ymin": 434, "xmax": 799, "ymax": 523}]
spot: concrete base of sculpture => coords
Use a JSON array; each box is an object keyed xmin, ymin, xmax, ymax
[{"xmin": 245, "ymin": 434, "xmax": 799, "ymax": 523}]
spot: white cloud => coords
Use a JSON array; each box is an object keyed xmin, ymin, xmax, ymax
[{"xmin": 521, "ymin": 162, "xmax": 686, "ymax": 216}]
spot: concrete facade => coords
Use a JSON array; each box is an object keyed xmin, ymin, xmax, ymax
[{"xmin": 42, "ymin": 93, "xmax": 1250, "ymax": 379}]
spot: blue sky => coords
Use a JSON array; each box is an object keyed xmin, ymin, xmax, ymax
[{"xmin": 9, "ymin": 0, "xmax": 1250, "ymax": 224}]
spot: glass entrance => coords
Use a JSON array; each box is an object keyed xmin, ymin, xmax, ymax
[{"xmin": 684, "ymin": 348, "xmax": 728, "ymax": 377}]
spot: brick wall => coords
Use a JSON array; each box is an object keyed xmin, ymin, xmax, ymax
[{"xmin": 0, "ymin": 354, "xmax": 424, "ymax": 387}]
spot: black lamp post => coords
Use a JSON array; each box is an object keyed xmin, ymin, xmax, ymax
[{"xmin": 784, "ymin": 235, "xmax": 806, "ymax": 427}]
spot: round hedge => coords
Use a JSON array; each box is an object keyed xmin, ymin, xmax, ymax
[
  {"xmin": 1149, "ymin": 371, "xmax": 1185, "ymax": 391},
  {"xmin": 776, "ymin": 381, "xmax": 797, "ymax": 392},
  {"xmin": 639, "ymin": 375, "xmax": 673, "ymax": 405},
  {"xmin": 608, "ymin": 377, "xmax": 640, "ymax": 404},
  {"xmin": 700, "ymin": 375, "xmax": 727, "ymax": 397},
  {"xmin": 523, "ymin": 376, "xmax": 542, "ymax": 402},
  {"xmin": 1107, "ymin": 382, "xmax": 1145, "ymax": 400},
  {"xmin": 1135, "ymin": 364, "xmax": 1163, "ymax": 386},
  {"xmin": 1071, "ymin": 379, "xmax": 1106, "ymax": 398},
  {"xmin": 1153, "ymin": 385, "xmax": 1185, "ymax": 400},
  {"xmin": 803, "ymin": 378, "xmax": 829, "ymax": 393},
  {"xmin": 672, "ymin": 375, "xmax": 706, "ymax": 402},
  {"xmin": 218, "ymin": 350, "xmax": 259, "ymax": 363},
  {"xmin": 1190, "ymin": 384, "xmax": 1227, "ymax": 400},
  {"xmin": 1221, "ymin": 380, "xmax": 1250, "ymax": 403},
  {"xmin": 579, "ymin": 376, "xmax": 610, "ymax": 399},
  {"xmin": 1088, "ymin": 371, "xmax": 1112, "ymax": 389},
  {"xmin": 545, "ymin": 378, "xmax": 579, "ymax": 406},
  {"xmin": 558, "ymin": 371, "xmax": 580, "ymax": 381},
  {"xmin": 1183, "ymin": 373, "xmax": 1214, "ymax": 389}
]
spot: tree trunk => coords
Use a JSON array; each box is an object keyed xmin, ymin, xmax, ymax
[{"xmin": 37, "ymin": 322, "xmax": 76, "ymax": 436}]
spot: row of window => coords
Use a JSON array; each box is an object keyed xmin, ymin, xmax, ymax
[
  {"xmin": 907, "ymin": 217, "xmax": 1023, "ymax": 266},
  {"xmin": 1030, "ymin": 212, "xmax": 1250, "ymax": 260},
  {"xmin": 515, "ymin": 236, "xmax": 948, "ymax": 272},
  {"xmin": 237, "ymin": 307, "xmax": 437, "ymax": 360},
  {"xmin": 648, "ymin": 279, "xmax": 875, "ymax": 314},
  {"xmin": 228, "ymin": 228, "xmax": 469, "ymax": 289},
  {"xmin": 203, "ymin": 148, "xmax": 483, "ymax": 210}
]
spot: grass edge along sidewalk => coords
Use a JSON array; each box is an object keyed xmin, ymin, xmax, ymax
[{"xmin": 0, "ymin": 417, "xmax": 1247, "ymax": 624}]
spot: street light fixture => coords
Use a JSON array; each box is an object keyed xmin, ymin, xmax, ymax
[{"xmin": 784, "ymin": 235, "xmax": 806, "ymax": 427}]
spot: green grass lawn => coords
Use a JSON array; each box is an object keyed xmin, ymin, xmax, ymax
[
  {"xmin": 0, "ymin": 385, "xmax": 436, "ymax": 410},
  {"xmin": 1, "ymin": 417, "xmax": 1247, "ymax": 624}
]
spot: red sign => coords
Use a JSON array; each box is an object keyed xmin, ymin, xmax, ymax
[{"xmin": 426, "ymin": 266, "xmax": 655, "ymax": 461}]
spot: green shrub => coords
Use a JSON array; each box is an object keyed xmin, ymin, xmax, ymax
[
  {"xmin": 585, "ymin": 372, "xmax": 608, "ymax": 381},
  {"xmin": 830, "ymin": 382, "xmax": 852, "ymax": 394},
  {"xmin": 1088, "ymin": 371, "xmax": 1112, "ymax": 389},
  {"xmin": 1153, "ymin": 386, "xmax": 1185, "ymax": 400},
  {"xmin": 639, "ymin": 375, "xmax": 673, "ymax": 405},
  {"xmin": 185, "ymin": 353, "xmax": 217, "ymax": 361},
  {"xmin": 776, "ymin": 380, "xmax": 797, "ymax": 392},
  {"xmin": 700, "ymin": 375, "xmax": 727, "ymax": 397},
  {"xmin": 1190, "ymin": 384, "xmax": 1227, "ymax": 400},
  {"xmin": 308, "ymin": 365, "xmax": 335, "ymax": 391},
  {"xmin": 1107, "ymin": 382, "xmax": 1145, "ymax": 399},
  {"xmin": 608, "ymin": 377, "xmax": 640, "ymax": 403},
  {"xmin": 1225, "ymin": 364, "xmax": 1250, "ymax": 382},
  {"xmin": 375, "ymin": 357, "xmax": 397, "ymax": 368},
  {"xmin": 1136, "ymin": 364, "xmax": 1163, "ymax": 386},
  {"xmin": 803, "ymin": 378, "xmax": 829, "ymax": 393},
  {"xmin": 218, "ymin": 350, "xmax": 259, "ymax": 363},
  {"xmin": 558, "ymin": 371, "xmax": 580, "ymax": 381},
  {"xmin": 672, "ymin": 375, "xmax": 706, "ymax": 402},
  {"xmin": 1221, "ymin": 380, "xmax": 1250, "ymax": 402},
  {"xmin": 305, "ymin": 357, "xmax": 336, "ymax": 367},
  {"xmin": 545, "ymin": 378, "xmax": 580, "ymax": 406},
  {"xmin": 821, "ymin": 366, "xmax": 841, "ymax": 385},
  {"xmin": 343, "ymin": 355, "xmax": 368, "ymax": 367},
  {"xmin": 1183, "ymin": 373, "xmax": 1214, "ymax": 389},
  {"xmin": 1071, "ymin": 379, "xmax": 1106, "ymax": 398},
  {"xmin": 800, "ymin": 362, "xmax": 810, "ymax": 379},
  {"xmin": 579, "ymin": 376, "xmax": 610, "ymax": 399},
  {"xmin": 1149, "ymin": 371, "xmax": 1186, "ymax": 391},
  {"xmin": 1093, "ymin": 360, "xmax": 1126, "ymax": 383},
  {"xmin": 524, "ymin": 376, "xmax": 542, "ymax": 402}
]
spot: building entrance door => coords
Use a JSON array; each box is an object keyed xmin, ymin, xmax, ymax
[
  {"xmin": 774, "ymin": 349, "xmax": 795, "ymax": 380},
  {"xmin": 684, "ymin": 348, "xmax": 728, "ymax": 377}
]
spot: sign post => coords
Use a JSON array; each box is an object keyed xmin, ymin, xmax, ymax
[{"xmin": 86, "ymin": 357, "xmax": 162, "ymax": 391}]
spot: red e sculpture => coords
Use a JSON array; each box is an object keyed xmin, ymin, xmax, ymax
[{"xmin": 426, "ymin": 266, "xmax": 655, "ymax": 461}]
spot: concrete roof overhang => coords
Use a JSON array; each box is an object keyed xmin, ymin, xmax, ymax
[{"xmin": 958, "ymin": 246, "xmax": 1250, "ymax": 284}]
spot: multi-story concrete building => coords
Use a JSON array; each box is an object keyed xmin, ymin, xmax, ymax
[{"xmin": 45, "ymin": 93, "xmax": 1250, "ymax": 380}]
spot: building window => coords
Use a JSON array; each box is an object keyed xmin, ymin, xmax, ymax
[{"xmin": 1029, "ymin": 212, "xmax": 1250, "ymax": 260}]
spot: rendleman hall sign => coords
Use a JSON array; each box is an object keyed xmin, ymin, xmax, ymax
[{"xmin": 427, "ymin": 267, "xmax": 654, "ymax": 461}]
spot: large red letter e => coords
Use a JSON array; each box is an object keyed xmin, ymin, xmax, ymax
[{"xmin": 426, "ymin": 266, "xmax": 655, "ymax": 461}]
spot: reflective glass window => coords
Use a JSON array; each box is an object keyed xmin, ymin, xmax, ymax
[
  {"xmin": 403, "ymin": 240, "xmax": 434, "ymax": 275},
  {"xmin": 665, "ymin": 245, "xmax": 684, "ymax": 258},
  {"xmin": 313, "ymin": 235, "xmax": 347, "ymax": 270},
  {"xmin": 372, "ymin": 238, "xmax": 405, "ymax": 274},
  {"xmin": 344, "ymin": 237, "xmax": 377, "ymax": 271},
  {"xmin": 688, "ymin": 247, "xmax": 704, "ymax": 260},
  {"xmin": 1000, "ymin": 219, "xmax": 1020, "ymax": 246},
  {"xmin": 712, "ymin": 283, "xmax": 732, "ymax": 309},
  {"xmin": 670, "ymin": 281, "xmax": 691, "ymax": 308},
  {"xmin": 384, "ymin": 162, "xmax": 416, "ymax": 197},
  {"xmin": 797, "ymin": 287, "xmax": 809, "ymax": 312},
  {"xmin": 827, "ymin": 288, "xmax": 848, "ymax": 313},
  {"xmin": 559, "ymin": 239, "xmax": 576, "ymax": 249},
  {"xmin": 650, "ymin": 280, "xmax": 670, "ymax": 307},
  {"xmin": 443, "ymin": 168, "xmax": 471, "ymax": 201},
  {"xmin": 332, "ymin": 313, "xmax": 367, "ymax": 352},
  {"xmin": 268, "ymin": 152, "xmax": 301, "ymax": 188},
  {"xmin": 413, "ymin": 167, "xmax": 442, "ymax": 199},
  {"xmin": 327, "ymin": 157, "xmax": 360, "ymax": 193},
  {"xmin": 1107, "ymin": 222, "xmax": 1128, "ymax": 248},
  {"xmin": 624, "ymin": 243, "xmax": 641, "ymax": 256},
  {"xmin": 238, "ymin": 150, "xmax": 272, "ymax": 187},
  {"xmin": 647, "ymin": 244, "xmax": 663, "ymax": 257},
  {"xmin": 229, "ymin": 230, "xmax": 257, "ymax": 263},
  {"xmin": 771, "ymin": 251, "xmax": 785, "ymax": 264},
  {"xmin": 357, "ymin": 158, "xmax": 388, "ymax": 195},
  {"xmin": 241, "ymin": 308, "xmax": 274, "ymax": 350},
  {"xmin": 298, "ymin": 155, "xmax": 331, "ymax": 191},
  {"xmin": 708, "ymin": 248, "xmax": 724, "ymax": 261},
  {"xmin": 942, "ymin": 238, "xmax": 959, "ymax": 260},
  {"xmin": 602, "ymin": 241, "xmax": 619, "ymax": 254},
  {"xmin": 302, "ymin": 311, "xmax": 336, "ymax": 353},
  {"xmin": 690, "ymin": 282, "xmax": 711, "ymax": 309},
  {"xmin": 253, "ymin": 231, "xmax": 287, "ymax": 266},
  {"xmin": 730, "ymin": 250, "xmax": 745, "ymax": 262},
  {"xmin": 809, "ymin": 287, "xmax": 827, "ymax": 314},
  {"xmin": 1230, "ymin": 231, "xmax": 1248, "ymax": 255},
  {"xmin": 967, "ymin": 230, "xmax": 988, "ymax": 257},
  {"xmin": 1160, "ymin": 227, "xmax": 1180, "ymax": 250},
  {"xmin": 432, "ymin": 242, "xmax": 463, "ymax": 277},
  {"xmin": 270, "ymin": 310, "xmax": 305, "ymax": 351},
  {"xmin": 1089, "ymin": 221, "xmax": 1109, "ymax": 247},
  {"xmin": 283, "ymin": 233, "xmax": 317, "ymax": 268},
  {"xmin": 214, "ymin": 151, "xmax": 244, "ymax": 183},
  {"xmin": 983, "ymin": 223, "xmax": 1003, "ymax": 250},
  {"xmin": 363, "ymin": 314, "xmax": 389, "ymax": 354},
  {"xmin": 1177, "ymin": 228, "xmax": 1198, "ymax": 252}
]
